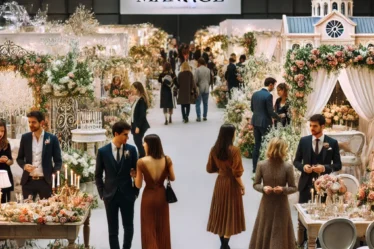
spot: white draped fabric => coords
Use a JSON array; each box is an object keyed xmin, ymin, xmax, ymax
[
  {"xmin": 255, "ymin": 36, "xmax": 279, "ymax": 60},
  {"xmin": 338, "ymin": 68, "xmax": 374, "ymax": 167},
  {"xmin": 302, "ymin": 70, "xmax": 339, "ymax": 136}
]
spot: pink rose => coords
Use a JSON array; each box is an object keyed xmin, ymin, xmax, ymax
[
  {"xmin": 295, "ymin": 60, "xmax": 305, "ymax": 69},
  {"xmin": 368, "ymin": 191, "xmax": 374, "ymax": 202},
  {"xmin": 358, "ymin": 188, "xmax": 366, "ymax": 200},
  {"xmin": 298, "ymin": 81, "xmax": 305, "ymax": 88},
  {"xmin": 335, "ymin": 51, "xmax": 343, "ymax": 57},
  {"xmin": 68, "ymin": 72, "xmax": 75, "ymax": 78}
]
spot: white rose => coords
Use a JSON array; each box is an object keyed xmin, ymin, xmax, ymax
[{"xmin": 59, "ymin": 76, "xmax": 70, "ymax": 84}]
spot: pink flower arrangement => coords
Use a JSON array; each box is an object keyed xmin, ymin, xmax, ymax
[
  {"xmin": 335, "ymin": 51, "xmax": 343, "ymax": 57},
  {"xmin": 295, "ymin": 60, "xmax": 305, "ymax": 69}
]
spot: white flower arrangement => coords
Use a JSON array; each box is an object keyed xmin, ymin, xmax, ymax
[
  {"xmin": 62, "ymin": 149, "xmax": 96, "ymax": 182},
  {"xmin": 223, "ymin": 88, "xmax": 250, "ymax": 129},
  {"xmin": 44, "ymin": 45, "xmax": 94, "ymax": 98}
]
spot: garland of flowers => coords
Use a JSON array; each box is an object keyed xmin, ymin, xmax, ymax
[
  {"xmin": 237, "ymin": 32, "xmax": 257, "ymax": 56},
  {"xmin": 284, "ymin": 44, "xmax": 374, "ymax": 125},
  {"xmin": 206, "ymin": 35, "xmax": 229, "ymax": 51},
  {"xmin": 148, "ymin": 28, "xmax": 168, "ymax": 49}
]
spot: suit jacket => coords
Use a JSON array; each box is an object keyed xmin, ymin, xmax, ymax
[
  {"xmin": 293, "ymin": 135, "xmax": 342, "ymax": 192},
  {"xmin": 225, "ymin": 63, "xmax": 239, "ymax": 88},
  {"xmin": 132, "ymin": 97, "xmax": 150, "ymax": 134},
  {"xmin": 194, "ymin": 65, "xmax": 211, "ymax": 94},
  {"xmin": 95, "ymin": 143, "xmax": 139, "ymax": 201},
  {"xmin": 16, "ymin": 132, "xmax": 62, "ymax": 186},
  {"xmin": 251, "ymin": 88, "xmax": 280, "ymax": 128}
]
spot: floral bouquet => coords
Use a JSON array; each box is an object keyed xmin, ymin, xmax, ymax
[
  {"xmin": 62, "ymin": 149, "xmax": 96, "ymax": 183},
  {"xmin": 211, "ymin": 84, "xmax": 228, "ymax": 108},
  {"xmin": 322, "ymin": 104, "xmax": 359, "ymax": 127},
  {"xmin": 357, "ymin": 172, "xmax": 374, "ymax": 208},
  {"xmin": 314, "ymin": 174, "xmax": 347, "ymax": 196}
]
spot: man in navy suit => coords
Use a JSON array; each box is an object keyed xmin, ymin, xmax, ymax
[
  {"xmin": 17, "ymin": 111, "xmax": 62, "ymax": 200},
  {"xmin": 294, "ymin": 114, "xmax": 342, "ymax": 203},
  {"xmin": 250, "ymin": 77, "xmax": 281, "ymax": 173},
  {"xmin": 95, "ymin": 121, "xmax": 139, "ymax": 249}
]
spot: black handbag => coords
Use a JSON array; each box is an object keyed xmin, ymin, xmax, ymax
[{"xmin": 165, "ymin": 156, "xmax": 177, "ymax": 203}]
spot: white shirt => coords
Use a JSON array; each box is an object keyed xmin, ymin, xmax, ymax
[
  {"xmin": 31, "ymin": 130, "xmax": 44, "ymax": 177},
  {"xmin": 312, "ymin": 134, "xmax": 325, "ymax": 154},
  {"xmin": 111, "ymin": 142, "xmax": 123, "ymax": 162},
  {"xmin": 131, "ymin": 97, "xmax": 140, "ymax": 123}
]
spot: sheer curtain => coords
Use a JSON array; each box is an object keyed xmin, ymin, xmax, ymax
[
  {"xmin": 339, "ymin": 68, "xmax": 374, "ymax": 167},
  {"xmin": 255, "ymin": 35, "xmax": 279, "ymax": 60},
  {"xmin": 301, "ymin": 70, "xmax": 339, "ymax": 136}
]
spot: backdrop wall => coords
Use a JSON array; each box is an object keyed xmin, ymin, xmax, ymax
[{"xmin": 2, "ymin": 0, "xmax": 374, "ymax": 42}]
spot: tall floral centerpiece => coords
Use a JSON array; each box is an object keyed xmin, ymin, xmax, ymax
[
  {"xmin": 236, "ymin": 111, "xmax": 254, "ymax": 158},
  {"xmin": 223, "ymin": 88, "xmax": 250, "ymax": 129},
  {"xmin": 211, "ymin": 84, "xmax": 228, "ymax": 108},
  {"xmin": 322, "ymin": 104, "xmax": 359, "ymax": 128}
]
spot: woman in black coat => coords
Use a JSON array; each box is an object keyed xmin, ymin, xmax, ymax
[
  {"xmin": 131, "ymin": 82, "xmax": 150, "ymax": 158},
  {"xmin": 159, "ymin": 62, "xmax": 177, "ymax": 125},
  {"xmin": 274, "ymin": 83, "xmax": 291, "ymax": 127},
  {"xmin": 0, "ymin": 120, "xmax": 14, "ymax": 203}
]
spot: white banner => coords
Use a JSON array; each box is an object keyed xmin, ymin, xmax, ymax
[{"xmin": 120, "ymin": 0, "xmax": 241, "ymax": 15}]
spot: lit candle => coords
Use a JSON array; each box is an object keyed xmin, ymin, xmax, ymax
[
  {"xmin": 57, "ymin": 171, "xmax": 60, "ymax": 186},
  {"xmin": 71, "ymin": 170, "xmax": 74, "ymax": 186},
  {"xmin": 64, "ymin": 164, "xmax": 68, "ymax": 183},
  {"xmin": 52, "ymin": 174, "xmax": 55, "ymax": 189},
  {"xmin": 77, "ymin": 176, "xmax": 80, "ymax": 190}
]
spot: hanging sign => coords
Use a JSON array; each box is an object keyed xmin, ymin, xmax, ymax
[{"xmin": 120, "ymin": 0, "xmax": 241, "ymax": 15}]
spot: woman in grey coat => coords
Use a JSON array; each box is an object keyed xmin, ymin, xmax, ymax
[{"xmin": 177, "ymin": 62, "xmax": 197, "ymax": 123}]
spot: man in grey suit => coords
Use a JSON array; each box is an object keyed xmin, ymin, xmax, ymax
[
  {"xmin": 251, "ymin": 77, "xmax": 281, "ymax": 173},
  {"xmin": 195, "ymin": 58, "xmax": 212, "ymax": 122}
]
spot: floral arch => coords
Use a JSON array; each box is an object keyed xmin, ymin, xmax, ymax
[
  {"xmin": 0, "ymin": 40, "xmax": 49, "ymax": 112},
  {"xmin": 284, "ymin": 44, "xmax": 374, "ymax": 160}
]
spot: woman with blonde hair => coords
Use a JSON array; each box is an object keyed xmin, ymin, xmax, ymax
[
  {"xmin": 177, "ymin": 62, "xmax": 197, "ymax": 123},
  {"xmin": 249, "ymin": 137, "xmax": 296, "ymax": 249},
  {"xmin": 131, "ymin": 82, "xmax": 150, "ymax": 158}
]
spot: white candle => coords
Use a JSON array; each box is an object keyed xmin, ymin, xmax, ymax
[
  {"xmin": 64, "ymin": 165, "xmax": 68, "ymax": 183},
  {"xmin": 52, "ymin": 174, "xmax": 55, "ymax": 189},
  {"xmin": 311, "ymin": 188, "xmax": 314, "ymax": 203},
  {"xmin": 77, "ymin": 176, "xmax": 80, "ymax": 190},
  {"xmin": 74, "ymin": 174, "xmax": 77, "ymax": 187},
  {"xmin": 57, "ymin": 171, "xmax": 60, "ymax": 186},
  {"xmin": 71, "ymin": 170, "xmax": 74, "ymax": 186}
]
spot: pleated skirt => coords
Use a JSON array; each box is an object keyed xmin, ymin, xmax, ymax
[{"xmin": 207, "ymin": 175, "xmax": 246, "ymax": 236}]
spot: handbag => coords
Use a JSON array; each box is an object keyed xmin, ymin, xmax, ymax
[{"xmin": 165, "ymin": 156, "xmax": 177, "ymax": 203}]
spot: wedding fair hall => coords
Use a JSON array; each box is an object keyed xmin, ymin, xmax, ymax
[{"xmin": 0, "ymin": 0, "xmax": 374, "ymax": 249}]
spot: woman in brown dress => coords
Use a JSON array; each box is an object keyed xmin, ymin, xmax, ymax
[
  {"xmin": 134, "ymin": 134, "xmax": 176, "ymax": 249},
  {"xmin": 249, "ymin": 137, "xmax": 297, "ymax": 249},
  {"xmin": 207, "ymin": 124, "xmax": 246, "ymax": 249}
]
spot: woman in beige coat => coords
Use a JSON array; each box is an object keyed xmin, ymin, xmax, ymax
[
  {"xmin": 177, "ymin": 62, "xmax": 197, "ymax": 123},
  {"xmin": 249, "ymin": 137, "xmax": 297, "ymax": 249}
]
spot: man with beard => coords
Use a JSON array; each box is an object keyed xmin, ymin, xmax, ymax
[{"xmin": 17, "ymin": 111, "xmax": 62, "ymax": 200}]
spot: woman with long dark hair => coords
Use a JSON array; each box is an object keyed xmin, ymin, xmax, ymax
[
  {"xmin": 130, "ymin": 82, "xmax": 150, "ymax": 158},
  {"xmin": 274, "ymin": 83, "xmax": 291, "ymax": 127},
  {"xmin": 158, "ymin": 62, "xmax": 177, "ymax": 125},
  {"xmin": 133, "ymin": 134, "xmax": 175, "ymax": 249},
  {"xmin": 206, "ymin": 124, "xmax": 246, "ymax": 249},
  {"xmin": 0, "ymin": 120, "xmax": 14, "ymax": 203},
  {"xmin": 249, "ymin": 138, "xmax": 296, "ymax": 249}
]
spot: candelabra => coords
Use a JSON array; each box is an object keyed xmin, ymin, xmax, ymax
[{"xmin": 54, "ymin": 180, "xmax": 80, "ymax": 207}]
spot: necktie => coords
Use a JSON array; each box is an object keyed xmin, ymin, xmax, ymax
[
  {"xmin": 116, "ymin": 148, "xmax": 120, "ymax": 162},
  {"xmin": 315, "ymin": 139, "xmax": 320, "ymax": 154}
]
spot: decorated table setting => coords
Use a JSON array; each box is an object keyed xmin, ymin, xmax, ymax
[
  {"xmin": 0, "ymin": 166, "xmax": 94, "ymax": 249},
  {"xmin": 296, "ymin": 174, "xmax": 374, "ymax": 249}
]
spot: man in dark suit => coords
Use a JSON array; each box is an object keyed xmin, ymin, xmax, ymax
[
  {"xmin": 225, "ymin": 57, "xmax": 240, "ymax": 99},
  {"xmin": 250, "ymin": 77, "xmax": 280, "ymax": 173},
  {"xmin": 95, "ymin": 121, "xmax": 139, "ymax": 249},
  {"xmin": 294, "ymin": 114, "xmax": 342, "ymax": 203},
  {"xmin": 17, "ymin": 111, "xmax": 62, "ymax": 200}
]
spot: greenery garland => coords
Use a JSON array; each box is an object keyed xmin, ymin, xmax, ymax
[
  {"xmin": 240, "ymin": 32, "xmax": 257, "ymax": 56},
  {"xmin": 284, "ymin": 44, "xmax": 374, "ymax": 125}
]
